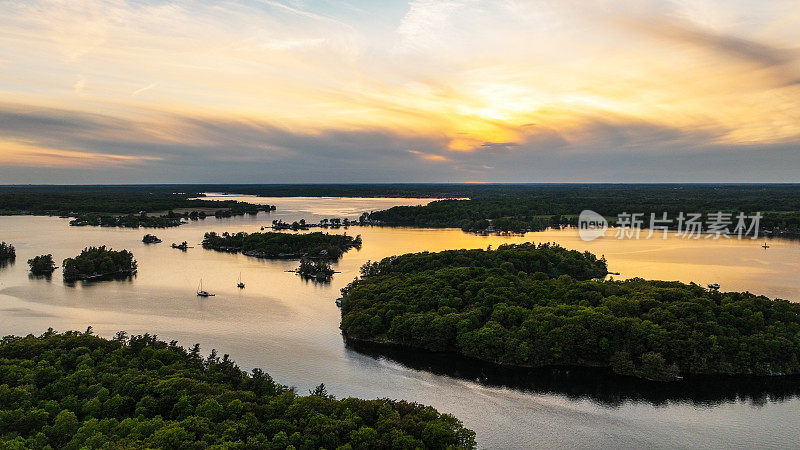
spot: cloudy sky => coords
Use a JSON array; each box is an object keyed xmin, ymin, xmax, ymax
[{"xmin": 1, "ymin": 0, "xmax": 799, "ymax": 183}]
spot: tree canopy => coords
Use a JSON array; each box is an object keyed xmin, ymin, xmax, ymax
[
  {"xmin": 28, "ymin": 255, "xmax": 57, "ymax": 274},
  {"xmin": 0, "ymin": 330, "xmax": 475, "ymax": 449},
  {"xmin": 202, "ymin": 231, "xmax": 360, "ymax": 259},
  {"xmin": 340, "ymin": 244, "xmax": 800, "ymax": 381},
  {"xmin": 365, "ymin": 184, "xmax": 800, "ymax": 235},
  {"xmin": 62, "ymin": 247, "xmax": 137, "ymax": 282},
  {"xmin": 0, "ymin": 242, "xmax": 15, "ymax": 262}
]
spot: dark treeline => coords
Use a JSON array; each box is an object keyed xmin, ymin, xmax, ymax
[
  {"xmin": 0, "ymin": 186, "xmax": 273, "ymax": 224},
  {"xmin": 62, "ymin": 247, "xmax": 137, "ymax": 282},
  {"xmin": 5, "ymin": 184, "xmax": 800, "ymax": 233},
  {"xmin": 340, "ymin": 244, "xmax": 800, "ymax": 381},
  {"xmin": 271, "ymin": 216, "xmax": 371, "ymax": 231},
  {"xmin": 364, "ymin": 184, "xmax": 800, "ymax": 234},
  {"xmin": 0, "ymin": 330, "xmax": 475, "ymax": 449},
  {"xmin": 10, "ymin": 183, "xmax": 800, "ymax": 201},
  {"xmin": 69, "ymin": 214, "xmax": 183, "ymax": 228},
  {"xmin": 122, "ymin": 183, "xmax": 799, "ymax": 203},
  {"xmin": 68, "ymin": 205, "xmax": 275, "ymax": 229},
  {"xmin": 0, "ymin": 242, "xmax": 15, "ymax": 262},
  {"xmin": 6, "ymin": 184, "xmax": 800, "ymax": 233},
  {"xmin": 202, "ymin": 231, "xmax": 361, "ymax": 259}
]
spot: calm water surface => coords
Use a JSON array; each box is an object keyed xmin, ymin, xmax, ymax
[{"xmin": 1, "ymin": 195, "xmax": 799, "ymax": 449}]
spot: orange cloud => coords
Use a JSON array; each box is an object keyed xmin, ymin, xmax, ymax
[
  {"xmin": 0, "ymin": 0, "xmax": 799, "ymax": 168},
  {"xmin": 0, "ymin": 140, "xmax": 161, "ymax": 168},
  {"xmin": 408, "ymin": 149, "xmax": 450, "ymax": 162}
]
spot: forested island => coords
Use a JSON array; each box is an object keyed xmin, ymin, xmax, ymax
[
  {"xmin": 0, "ymin": 186, "xmax": 273, "ymax": 228},
  {"xmin": 296, "ymin": 258, "xmax": 336, "ymax": 281},
  {"xmin": 28, "ymin": 254, "xmax": 57, "ymax": 275},
  {"xmin": 271, "ymin": 216, "xmax": 370, "ymax": 231},
  {"xmin": 6, "ymin": 184, "xmax": 800, "ymax": 234},
  {"xmin": 69, "ymin": 206, "xmax": 274, "ymax": 229},
  {"xmin": 69, "ymin": 213, "xmax": 183, "ymax": 228},
  {"xmin": 202, "ymin": 231, "xmax": 361, "ymax": 259},
  {"xmin": 364, "ymin": 184, "xmax": 800, "ymax": 235},
  {"xmin": 0, "ymin": 242, "xmax": 15, "ymax": 263},
  {"xmin": 340, "ymin": 243, "xmax": 800, "ymax": 381},
  {"xmin": 142, "ymin": 234, "xmax": 162, "ymax": 244},
  {"xmin": 62, "ymin": 247, "xmax": 137, "ymax": 282},
  {"xmin": 0, "ymin": 330, "xmax": 475, "ymax": 449}
]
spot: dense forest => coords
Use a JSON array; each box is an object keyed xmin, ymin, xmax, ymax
[
  {"xmin": 28, "ymin": 255, "xmax": 57, "ymax": 275},
  {"xmin": 111, "ymin": 183, "xmax": 800, "ymax": 203},
  {"xmin": 202, "ymin": 231, "xmax": 361, "ymax": 259},
  {"xmin": 340, "ymin": 244, "xmax": 800, "ymax": 381},
  {"xmin": 0, "ymin": 241, "xmax": 15, "ymax": 262},
  {"xmin": 0, "ymin": 330, "xmax": 475, "ymax": 449},
  {"xmin": 5, "ymin": 184, "xmax": 800, "ymax": 233},
  {"xmin": 69, "ymin": 214, "xmax": 183, "ymax": 228},
  {"xmin": 0, "ymin": 186, "xmax": 273, "ymax": 228},
  {"xmin": 62, "ymin": 247, "xmax": 137, "ymax": 282},
  {"xmin": 365, "ymin": 184, "xmax": 800, "ymax": 234}
]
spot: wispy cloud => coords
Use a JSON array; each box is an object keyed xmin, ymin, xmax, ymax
[
  {"xmin": 132, "ymin": 82, "xmax": 157, "ymax": 97},
  {"xmin": 0, "ymin": 139, "xmax": 161, "ymax": 168},
  {"xmin": 408, "ymin": 149, "xmax": 450, "ymax": 162},
  {"xmin": 0, "ymin": 0, "xmax": 799, "ymax": 182}
]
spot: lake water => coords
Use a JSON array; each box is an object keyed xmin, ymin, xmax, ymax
[{"xmin": 1, "ymin": 195, "xmax": 799, "ymax": 449}]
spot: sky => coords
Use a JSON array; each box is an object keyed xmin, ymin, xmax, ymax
[{"xmin": 1, "ymin": 0, "xmax": 799, "ymax": 184}]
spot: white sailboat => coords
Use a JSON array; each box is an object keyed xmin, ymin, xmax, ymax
[{"xmin": 197, "ymin": 279, "xmax": 215, "ymax": 297}]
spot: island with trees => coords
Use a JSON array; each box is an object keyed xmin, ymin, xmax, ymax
[
  {"xmin": 142, "ymin": 234, "xmax": 162, "ymax": 244},
  {"xmin": 340, "ymin": 243, "xmax": 800, "ymax": 381},
  {"xmin": 296, "ymin": 257, "xmax": 336, "ymax": 281},
  {"xmin": 202, "ymin": 231, "xmax": 361, "ymax": 259},
  {"xmin": 0, "ymin": 241, "xmax": 15, "ymax": 263},
  {"xmin": 271, "ymin": 216, "xmax": 372, "ymax": 231},
  {"xmin": 62, "ymin": 246, "xmax": 137, "ymax": 282},
  {"xmin": 362, "ymin": 184, "xmax": 800, "ymax": 235},
  {"xmin": 0, "ymin": 185, "xmax": 274, "ymax": 229},
  {"xmin": 28, "ymin": 254, "xmax": 57, "ymax": 275},
  {"xmin": 0, "ymin": 329, "xmax": 475, "ymax": 449}
]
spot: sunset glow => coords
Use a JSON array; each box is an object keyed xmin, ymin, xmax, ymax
[{"xmin": 1, "ymin": 0, "xmax": 799, "ymax": 182}]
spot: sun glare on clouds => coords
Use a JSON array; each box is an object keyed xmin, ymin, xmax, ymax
[{"xmin": 0, "ymin": 0, "xmax": 799, "ymax": 180}]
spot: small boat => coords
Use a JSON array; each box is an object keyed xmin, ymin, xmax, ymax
[
  {"xmin": 762, "ymin": 242, "xmax": 770, "ymax": 249},
  {"xmin": 707, "ymin": 283, "xmax": 720, "ymax": 290},
  {"xmin": 335, "ymin": 297, "xmax": 342, "ymax": 307},
  {"xmin": 197, "ymin": 279, "xmax": 215, "ymax": 297},
  {"xmin": 237, "ymin": 272, "xmax": 245, "ymax": 289}
]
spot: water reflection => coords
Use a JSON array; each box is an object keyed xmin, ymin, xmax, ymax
[
  {"xmin": 27, "ymin": 272, "xmax": 53, "ymax": 282},
  {"xmin": 3, "ymin": 197, "xmax": 800, "ymax": 448},
  {"xmin": 345, "ymin": 340, "xmax": 800, "ymax": 408}
]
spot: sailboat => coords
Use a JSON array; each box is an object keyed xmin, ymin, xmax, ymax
[
  {"xmin": 762, "ymin": 242, "xmax": 770, "ymax": 249},
  {"xmin": 237, "ymin": 272, "xmax": 245, "ymax": 289},
  {"xmin": 197, "ymin": 279, "xmax": 215, "ymax": 297}
]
